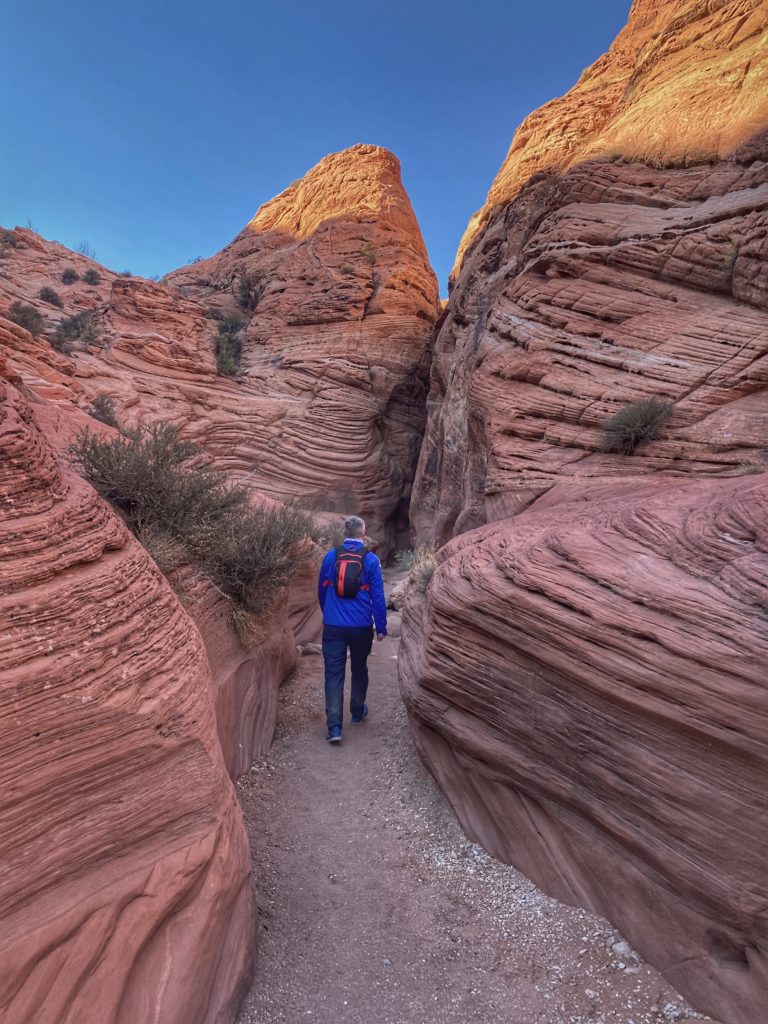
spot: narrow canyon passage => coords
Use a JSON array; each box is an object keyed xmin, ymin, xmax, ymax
[{"xmin": 235, "ymin": 579, "xmax": 711, "ymax": 1024}]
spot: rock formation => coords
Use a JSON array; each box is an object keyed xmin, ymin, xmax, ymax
[
  {"xmin": 0, "ymin": 379, "xmax": 254, "ymax": 1024},
  {"xmin": 1, "ymin": 144, "xmax": 439, "ymax": 555},
  {"xmin": 413, "ymin": 0, "xmax": 768, "ymax": 545},
  {"xmin": 402, "ymin": 2, "xmax": 768, "ymax": 1022},
  {"xmin": 400, "ymin": 474, "xmax": 768, "ymax": 1024}
]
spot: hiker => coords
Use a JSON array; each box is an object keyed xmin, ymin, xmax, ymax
[{"xmin": 317, "ymin": 515, "xmax": 387, "ymax": 743}]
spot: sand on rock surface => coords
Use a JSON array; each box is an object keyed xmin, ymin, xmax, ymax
[{"xmin": 235, "ymin": 578, "xmax": 713, "ymax": 1024}]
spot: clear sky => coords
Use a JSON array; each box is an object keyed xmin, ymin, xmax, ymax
[{"xmin": 2, "ymin": 1, "xmax": 630, "ymax": 293}]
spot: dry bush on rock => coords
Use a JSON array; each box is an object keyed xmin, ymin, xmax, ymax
[
  {"xmin": 599, "ymin": 397, "xmax": 674, "ymax": 455},
  {"xmin": 38, "ymin": 286, "xmax": 63, "ymax": 308},
  {"xmin": 70, "ymin": 422, "xmax": 314, "ymax": 616},
  {"xmin": 8, "ymin": 301, "xmax": 45, "ymax": 336}
]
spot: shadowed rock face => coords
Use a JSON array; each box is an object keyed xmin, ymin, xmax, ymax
[
  {"xmin": 1, "ymin": 144, "xmax": 438, "ymax": 556},
  {"xmin": 0, "ymin": 380, "xmax": 254, "ymax": 1024},
  {"xmin": 400, "ymin": 475, "xmax": 768, "ymax": 1024},
  {"xmin": 402, "ymin": 2, "xmax": 768, "ymax": 1022},
  {"xmin": 413, "ymin": 0, "xmax": 768, "ymax": 546}
]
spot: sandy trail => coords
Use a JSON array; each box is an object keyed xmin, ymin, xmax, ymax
[{"xmin": 235, "ymin": 589, "xmax": 712, "ymax": 1024}]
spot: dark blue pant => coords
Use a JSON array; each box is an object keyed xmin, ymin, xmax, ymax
[{"xmin": 322, "ymin": 624, "xmax": 374, "ymax": 732}]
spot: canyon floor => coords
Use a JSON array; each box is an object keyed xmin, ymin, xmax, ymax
[{"xmin": 235, "ymin": 577, "xmax": 714, "ymax": 1024}]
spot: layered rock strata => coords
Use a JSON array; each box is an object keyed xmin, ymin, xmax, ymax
[
  {"xmin": 413, "ymin": 0, "xmax": 768, "ymax": 546},
  {"xmin": 403, "ymin": 3, "xmax": 768, "ymax": 1023},
  {"xmin": 400, "ymin": 474, "xmax": 768, "ymax": 1024},
  {"xmin": 0, "ymin": 379, "xmax": 255, "ymax": 1024},
  {"xmin": 1, "ymin": 144, "xmax": 439, "ymax": 555}
]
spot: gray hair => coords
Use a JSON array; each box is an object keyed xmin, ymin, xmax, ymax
[{"xmin": 344, "ymin": 515, "xmax": 366, "ymax": 538}]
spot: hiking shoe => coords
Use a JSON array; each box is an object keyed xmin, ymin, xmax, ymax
[
  {"xmin": 326, "ymin": 726, "xmax": 342, "ymax": 744},
  {"xmin": 351, "ymin": 704, "xmax": 368, "ymax": 724}
]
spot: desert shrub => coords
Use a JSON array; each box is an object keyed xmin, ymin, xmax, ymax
[
  {"xmin": 237, "ymin": 273, "xmax": 252, "ymax": 310},
  {"xmin": 361, "ymin": 242, "xmax": 377, "ymax": 266},
  {"xmin": 83, "ymin": 268, "xmax": 101, "ymax": 285},
  {"xmin": 138, "ymin": 524, "xmax": 188, "ymax": 574},
  {"xmin": 88, "ymin": 394, "xmax": 119, "ymax": 428},
  {"xmin": 214, "ymin": 313, "xmax": 245, "ymax": 376},
  {"xmin": 406, "ymin": 547, "xmax": 437, "ymax": 594},
  {"xmin": 119, "ymin": 269, "xmax": 132, "ymax": 277},
  {"xmin": 340, "ymin": 262, "xmax": 355, "ymax": 275},
  {"xmin": 61, "ymin": 267, "xmax": 80, "ymax": 284},
  {"xmin": 195, "ymin": 500, "xmax": 315, "ymax": 615},
  {"xmin": 0, "ymin": 228, "xmax": 19, "ymax": 256},
  {"xmin": 394, "ymin": 549, "xmax": 416, "ymax": 571},
  {"xmin": 49, "ymin": 310, "xmax": 101, "ymax": 353},
  {"xmin": 70, "ymin": 422, "xmax": 245, "ymax": 535},
  {"xmin": 599, "ymin": 397, "xmax": 674, "ymax": 455},
  {"xmin": 237, "ymin": 271, "xmax": 265, "ymax": 312},
  {"xmin": 77, "ymin": 241, "xmax": 97, "ymax": 259},
  {"xmin": 8, "ymin": 301, "xmax": 45, "ymax": 335},
  {"xmin": 38, "ymin": 286, "xmax": 63, "ymax": 307},
  {"xmin": 70, "ymin": 422, "xmax": 314, "ymax": 615}
]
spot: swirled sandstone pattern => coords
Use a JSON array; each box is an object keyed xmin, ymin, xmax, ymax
[
  {"xmin": 400, "ymin": 475, "xmax": 768, "ymax": 1024},
  {"xmin": 414, "ymin": 0, "xmax": 768, "ymax": 546},
  {"xmin": 0, "ymin": 379, "xmax": 255, "ymax": 1024},
  {"xmin": 1, "ymin": 143, "xmax": 438, "ymax": 555}
]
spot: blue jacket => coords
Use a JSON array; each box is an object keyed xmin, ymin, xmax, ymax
[{"xmin": 318, "ymin": 540, "xmax": 387, "ymax": 635}]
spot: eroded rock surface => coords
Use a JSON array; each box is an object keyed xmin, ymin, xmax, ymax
[
  {"xmin": 400, "ymin": 475, "xmax": 768, "ymax": 1024},
  {"xmin": 2, "ymin": 143, "xmax": 438, "ymax": 555},
  {"xmin": 0, "ymin": 379, "xmax": 255, "ymax": 1024},
  {"xmin": 414, "ymin": 0, "xmax": 768, "ymax": 546}
]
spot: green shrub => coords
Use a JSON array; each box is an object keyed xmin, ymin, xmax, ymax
[
  {"xmin": 88, "ymin": 394, "xmax": 119, "ymax": 428},
  {"xmin": 38, "ymin": 286, "xmax": 63, "ymax": 307},
  {"xmin": 49, "ymin": 310, "xmax": 101, "ymax": 353},
  {"xmin": 237, "ymin": 273, "xmax": 253, "ymax": 310},
  {"xmin": 70, "ymin": 422, "xmax": 314, "ymax": 614},
  {"xmin": 61, "ymin": 267, "xmax": 80, "ymax": 284},
  {"xmin": 8, "ymin": 301, "xmax": 45, "ymax": 336},
  {"xmin": 83, "ymin": 268, "xmax": 101, "ymax": 285},
  {"xmin": 215, "ymin": 313, "xmax": 245, "ymax": 376},
  {"xmin": 599, "ymin": 397, "xmax": 674, "ymax": 455},
  {"xmin": 340, "ymin": 262, "xmax": 355, "ymax": 275},
  {"xmin": 361, "ymin": 242, "xmax": 377, "ymax": 266}
]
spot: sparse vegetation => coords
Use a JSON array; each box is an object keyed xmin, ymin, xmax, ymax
[
  {"xmin": 394, "ymin": 549, "xmax": 416, "ymax": 571},
  {"xmin": 88, "ymin": 394, "xmax": 119, "ymax": 428},
  {"xmin": 77, "ymin": 241, "xmax": 97, "ymax": 260},
  {"xmin": 8, "ymin": 301, "xmax": 45, "ymax": 336},
  {"xmin": 83, "ymin": 268, "xmax": 101, "ymax": 286},
  {"xmin": 237, "ymin": 271, "xmax": 265, "ymax": 313},
  {"xmin": 187, "ymin": 256, "xmax": 204, "ymax": 264},
  {"xmin": 38, "ymin": 286, "xmax": 63, "ymax": 308},
  {"xmin": 61, "ymin": 267, "xmax": 80, "ymax": 284},
  {"xmin": 599, "ymin": 397, "xmax": 674, "ymax": 455},
  {"xmin": 70, "ymin": 422, "xmax": 314, "ymax": 615},
  {"xmin": 214, "ymin": 312, "xmax": 244, "ymax": 376},
  {"xmin": 119, "ymin": 270, "xmax": 133, "ymax": 277},
  {"xmin": 401, "ymin": 546, "xmax": 437, "ymax": 594},
  {"xmin": 49, "ymin": 310, "xmax": 101, "ymax": 353},
  {"xmin": 340, "ymin": 262, "xmax": 355, "ymax": 275},
  {"xmin": 0, "ymin": 228, "xmax": 19, "ymax": 256},
  {"xmin": 361, "ymin": 242, "xmax": 377, "ymax": 266}
]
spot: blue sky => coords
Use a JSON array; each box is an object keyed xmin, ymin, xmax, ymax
[{"xmin": 2, "ymin": 1, "xmax": 630, "ymax": 292}]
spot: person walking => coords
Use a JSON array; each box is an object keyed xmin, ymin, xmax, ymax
[{"xmin": 317, "ymin": 515, "xmax": 387, "ymax": 744}]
